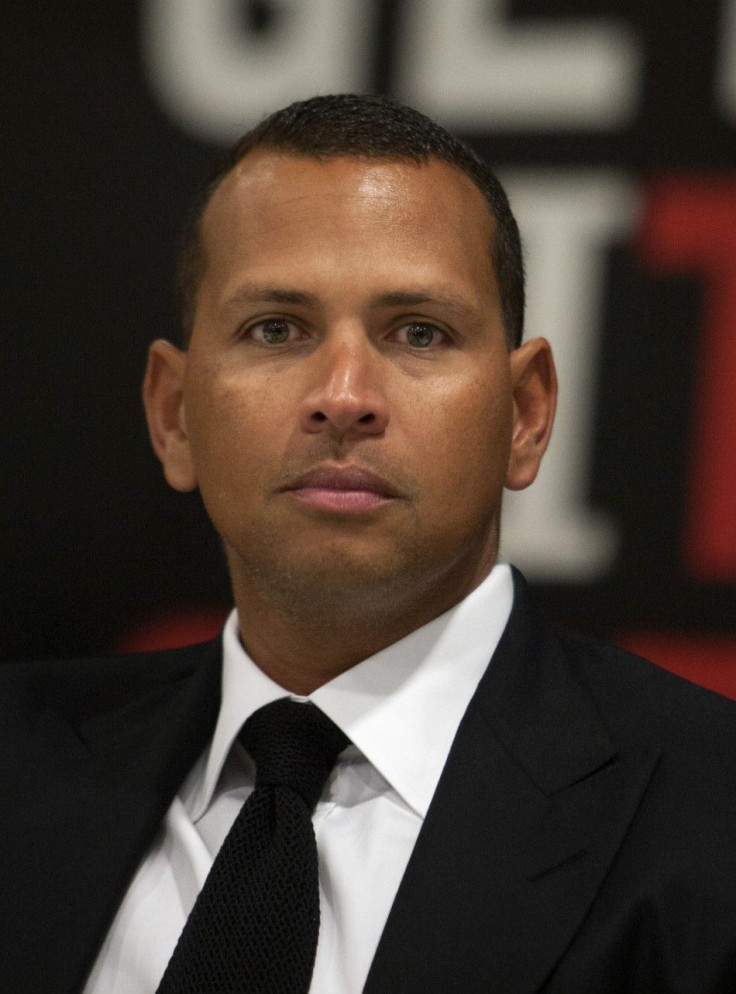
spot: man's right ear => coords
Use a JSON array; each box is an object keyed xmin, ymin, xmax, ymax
[{"xmin": 142, "ymin": 339, "xmax": 198, "ymax": 492}]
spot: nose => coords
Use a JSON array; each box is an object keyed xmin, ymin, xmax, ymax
[{"xmin": 299, "ymin": 331, "xmax": 390, "ymax": 437}]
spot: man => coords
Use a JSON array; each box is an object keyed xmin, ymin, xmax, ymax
[{"xmin": 3, "ymin": 94, "xmax": 736, "ymax": 994}]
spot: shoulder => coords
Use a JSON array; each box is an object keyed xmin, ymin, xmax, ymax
[
  {"xmin": 564, "ymin": 631, "xmax": 736, "ymax": 736},
  {"xmin": 0, "ymin": 638, "xmax": 222, "ymax": 724},
  {"xmin": 504, "ymin": 569, "xmax": 736, "ymax": 796},
  {"xmin": 509, "ymin": 568, "xmax": 736, "ymax": 748},
  {"xmin": 559, "ymin": 632, "xmax": 736, "ymax": 825}
]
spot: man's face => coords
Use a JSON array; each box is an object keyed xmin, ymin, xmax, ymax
[{"xmin": 147, "ymin": 152, "xmax": 553, "ymax": 620}]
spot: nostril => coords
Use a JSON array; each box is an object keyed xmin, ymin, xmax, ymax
[{"xmin": 303, "ymin": 403, "xmax": 386, "ymax": 434}]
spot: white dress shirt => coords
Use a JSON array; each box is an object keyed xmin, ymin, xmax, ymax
[{"xmin": 84, "ymin": 563, "xmax": 513, "ymax": 994}]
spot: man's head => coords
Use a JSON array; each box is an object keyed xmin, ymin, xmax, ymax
[
  {"xmin": 144, "ymin": 94, "xmax": 556, "ymax": 688},
  {"xmin": 178, "ymin": 94, "xmax": 525, "ymax": 350}
]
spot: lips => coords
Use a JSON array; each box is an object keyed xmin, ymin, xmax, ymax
[{"xmin": 281, "ymin": 464, "xmax": 400, "ymax": 513}]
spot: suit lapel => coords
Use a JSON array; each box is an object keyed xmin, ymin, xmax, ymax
[
  {"xmin": 2, "ymin": 579, "xmax": 660, "ymax": 994},
  {"xmin": 0, "ymin": 639, "xmax": 222, "ymax": 994},
  {"xmin": 365, "ymin": 574, "xmax": 660, "ymax": 994}
]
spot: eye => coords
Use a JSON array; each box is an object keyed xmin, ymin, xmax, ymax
[
  {"xmin": 395, "ymin": 322, "xmax": 446, "ymax": 349},
  {"xmin": 247, "ymin": 318, "xmax": 301, "ymax": 345}
]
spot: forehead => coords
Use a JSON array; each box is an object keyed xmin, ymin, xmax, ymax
[{"xmin": 198, "ymin": 151, "xmax": 497, "ymax": 298}]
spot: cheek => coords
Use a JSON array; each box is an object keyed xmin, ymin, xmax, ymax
[
  {"xmin": 184, "ymin": 366, "xmax": 272, "ymax": 494},
  {"xmin": 419, "ymin": 377, "xmax": 512, "ymax": 486},
  {"xmin": 409, "ymin": 377, "xmax": 512, "ymax": 542}
]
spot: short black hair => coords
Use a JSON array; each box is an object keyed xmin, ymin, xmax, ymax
[{"xmin": 177, "ymin": 94, "xmax": 524, "ymax": 348}]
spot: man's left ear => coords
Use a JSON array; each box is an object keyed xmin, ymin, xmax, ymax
[{"xmin": 505, "ymin": 337, "xmax": 557, "ymax": 491}]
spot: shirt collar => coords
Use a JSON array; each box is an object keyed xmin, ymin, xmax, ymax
[{"xmin": 188, "ymin": 563, "xmax": 513, "ymax": 821}]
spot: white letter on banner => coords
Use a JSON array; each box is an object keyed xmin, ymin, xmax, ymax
[
  {"xmin": 141, "ymin": 0, "xmax": 372, "ymax": 142},
  {"xmin": 396, "ymin": 0, "xmax": 640, "ymax": 129},
  {"xmin": 500, "ymin": 172, "xmax": 639, "ymax": 581}
]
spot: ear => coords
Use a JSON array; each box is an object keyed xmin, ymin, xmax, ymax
[
  {"xmin": 142, "ymin": 339, "xmax": 198, "ymax": 492},
  {"xmin": 505, "ymin": 337, "xmax": 557, "ymax": 491}
]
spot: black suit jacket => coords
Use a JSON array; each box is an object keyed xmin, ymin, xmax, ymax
[{"xmin": 3, "ymin": 572, "xmax": 736, "ymax": 993}]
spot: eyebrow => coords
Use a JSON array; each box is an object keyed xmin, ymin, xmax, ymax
[
  {"xmin": 365, "ymin": 290, "xmax": 476, "ymax": 315},
  {"xmin": 221, "ymin": 284, "xmax": 479, "ymax": 317},
  {"xmin": 223, "ymin": 285, "xmax": 320, "ymax": 310}
]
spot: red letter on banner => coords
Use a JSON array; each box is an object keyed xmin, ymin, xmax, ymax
[{"xmin": 639, "ymin": 180, "xmax": 736, "ymax": 580}]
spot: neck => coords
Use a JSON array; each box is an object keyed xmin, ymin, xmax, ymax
[
  {"xmin": 229, "ymin": 554, "xmax": 496, "ymax": 695},
  {"xmin": 236, "ymin": 615, "xmax": 411, "ymax": 695}
]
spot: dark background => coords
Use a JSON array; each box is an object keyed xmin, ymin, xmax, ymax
[{"xmin": 4, "ymin": 1, "xmax": 736, "ymax": 695}]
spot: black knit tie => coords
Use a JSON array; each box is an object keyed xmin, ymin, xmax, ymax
[{"xmin": 156, "ymin": 698, "xmax": 349, "ymax": 994}]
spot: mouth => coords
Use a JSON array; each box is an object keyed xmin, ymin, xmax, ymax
[{"xmin": 280, "ymin": 464, "xmax": 401, "ymax": 514}]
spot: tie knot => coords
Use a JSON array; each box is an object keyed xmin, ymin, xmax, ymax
[{"xmin": 240, "ymin": 698, "xmax": 349, "ymax": 812}]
